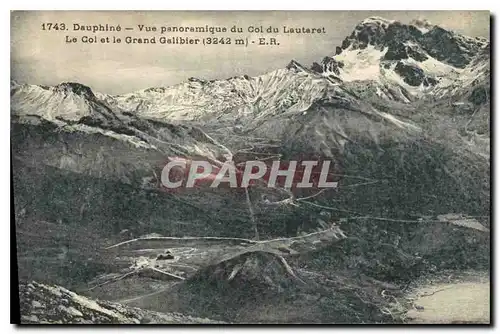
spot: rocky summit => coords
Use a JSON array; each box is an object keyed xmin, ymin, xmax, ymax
[{"xmin": 18, "ymin": 281, "xmax": 224, "ymax": 324}]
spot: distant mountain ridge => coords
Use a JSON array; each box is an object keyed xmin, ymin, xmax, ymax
[{"xmin": 12, "ymin": 17, "xmax": 490, "ymax": 124}]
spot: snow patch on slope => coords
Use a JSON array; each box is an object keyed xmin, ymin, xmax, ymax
[
  {"xmin": 408, "ymin": 56, "xmax": 460, "ymax": 77},
  {"xmin": 333, "ymin": 45, "xmax": 387, "ymax": 82}
]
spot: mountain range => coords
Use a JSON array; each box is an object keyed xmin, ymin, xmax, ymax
[{"xmin": 12, "ymin": 16, "xmax": 491, "ymax": 324}]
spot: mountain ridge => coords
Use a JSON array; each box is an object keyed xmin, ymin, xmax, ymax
[{"xmin": 11, "ymin": 17, "xmax": 490, "ymax": 112}]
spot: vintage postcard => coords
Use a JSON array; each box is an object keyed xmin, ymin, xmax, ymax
[{"xmin": 11, "ymin": 10, "xmax": 491, "ymax": 324}]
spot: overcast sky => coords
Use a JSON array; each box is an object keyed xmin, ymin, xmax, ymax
[{"xmin": 11, "ymin": 11, "xmax": 490, "ymax": 95}]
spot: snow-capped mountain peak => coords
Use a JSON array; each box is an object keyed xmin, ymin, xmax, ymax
[
  {"xmin": 409, "ymin": 18, "xmax": 435, "ymax": 33},
  {"xmin": 309, "ymin": 17, "xmax": 489, "ymax": 102},
  {"xmin": 52, "ymin": 82, "xmax": 97, "ymax": 100},
  {"xmin": 11, "ymin": 82, "xmax": 100, "ymax": 121},
  {"xmin": 360, "ymin": 16, "xmax": 396, "ymax": 27},
  {"xmin": 11, "ymin": 16, "xmax": 489, "ymax": 124}
]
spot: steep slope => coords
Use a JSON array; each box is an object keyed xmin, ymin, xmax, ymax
[
  {"xmin": 11, "ymin": 80, "xmax": 244, "ymax": 196},
  {"xmin": 11, "ymin": 82, "xmax": 258, "ymax": 247},
  {"xmin": 18, "ymin": 281, "xmax": 223, "ymax": 324}
]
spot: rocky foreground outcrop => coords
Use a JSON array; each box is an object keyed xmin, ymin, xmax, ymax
[{"xmin": 18, "ymin": 281, "xmax": 224, "ymax": 324}]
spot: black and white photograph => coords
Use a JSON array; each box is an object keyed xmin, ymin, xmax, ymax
[{"xmin": 10, "ymin": 10, "xmax": 491, "ymax": 324}]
